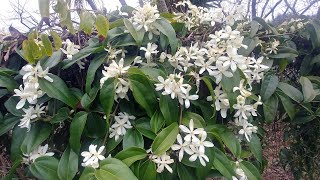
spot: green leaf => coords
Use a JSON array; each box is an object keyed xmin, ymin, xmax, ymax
[
  {"xmin": 153, "ymin": 18, "xmax": 178, "ymax": 53},
  {"xmin": 69, "ymin": 111, "xmax": 88, "ymax": 154},
  {"xmin": 269, "ymin": 53, "xmax": 298, "ymax": 59},
  {"xmin": 253, "ymin": 17, "xmax": 278, "ymax": 35},
  {"xmin": 0, "ymin": 116, "xmax": 20, "ymax": 136},
  {"xmin": 139, "ymin": 160, "xmax": 157, "ymax": 180},
  {"xmin": 300, "ymin": 56, "xmax": 313, "ymax": 75},
  {"xmin": 62, "ymin": 46, "xmax": 99, "ymax": 69},
  {"xmin": 152, "ymin": 123, "xmax": 179, "ymax": 155},
  {"xmin": 177, "ymin": 163, "xmax": 196, "ymax": 180},
  {"xmin": 250, "ymin": 20, "xmax": 259, "ymax": 37},
  {"xmin": 0, "ymin": 73, "xmax": 18, "ymax": 91},
  {"xmin": 238, "ymin": 37, "xmax": 259, "ymax": 56},
  {"xmin": 115, "ymin": 147, "xmax": 147, "ymax": 166},
  {"xmin": 239, "ymin": 161, "xmax": 262, "ymax": 180},
  {"xmin": 41, "ymin": 34, "xmax": 53, "ymax": 56},
  {"xmin": 20, "ymin": 122, "xmax": 52, "ymax": 154},
  {"xmin": 38, "ymin": 74, "xmax": 78, "ymax": 108},
  {"xmin": 85, "ymin": 112, "xmax": 107, "ymax": 138},
  {"xmin": 263, "ymin": 95, "xmax": 278, "ymax": 123},
  {"xmin": 4, "ymin": 96, "xmax": 23, "ymax": 116},
  {"xmin": 95, "ymin": 158, "xmax": 138, "ymax": 180},
  {"xmin": 221, "ymin": 69, "xmax": 241, "ymax": 108},
  {"xmin": 50, "ymin": 31, "xmax": 62, "ymax": 50},
  {"xmin": 160, "ymin": 95, "xmax": 179, "ymax": 125},
  {"xmin": 220, "ymin": 128, "xmax": 241, "ymax": 158},
  {"xmin": 96, "ymin": 14, "xmax": 109, "ymax": 38},
  {"xmin": 128, "ymin": 71, "xmax": 157, "ymax": 117},
  {"xmin": 212, "ymin": 147, "xmax": 236, "ymax": 179},
  {"xmin": 11, "ymin": 126, "xmax": 27, "ymax": 161},
  {"xmin": 105, "ymin": 136, "xmax": 123, "ymax": 154},
  {"xmin": 79, "ymin": 11, "xmax": 95, "ymax": 34},
  {"xmin": 50, "ymin": 107, "xmax": 70, "ymax": 123},
  {"xmin": 30, "ymin": 156, "xmax": 59, "ymax": 180},
  {"xmin": 79, "ymin": 167, "xmax": 97, "ymax": 180},
  {"xmin": 306, "ymin": 20, "xmax": 320, "ymax": 49},
  {"xmin": 277, "ymin": 92, "xmax": 295, "ymax": 120},
  {"xmin": 86, "ymin": 53, "xmax": 107, "ymax": 93},
  {"xmin": 260, "ymin": 74, "xmax": 278, "ymax": 101},
  {"xmin": 182, "ymin": 112, "xmax": 206, "ymax": 128},
  {"xmin": 277, "ymin": 82, "xmax": 303, "ymax": 102},
  {"xmin": 22, "ymin": 40, "xmax": 35, "ymax": 64},
  {"xmin": 81, "ymin": 86, "xmax": 99, "ymax": 109},
  {"xmin": 123, "ymin": 129, "xmax": 144, "ymax": 149},
  {"xmin": 123, "ymin": 18, "xmax": 144, "ymax": 46},
  {"xmin": 249, "ymin": 134, "xmax": 262, "ymax": 163},
  {"xmin": 38, "ymin": 0, "xmax": 50, "ymax": 18},
  {"xmin": 58, "ymin": 146, "xmax": 78, "ymax": 180},
  {"xmin": 300, "ymin": 76, "xmax": 316, "ymax": 102},
  {"xmin": 40, "ymin": 50, "xmax": 62, "ymax": 69},
  {"xmin": 135, "ymin": 117, "xmax": 156, "ymax": 140},
  {"xmin": 54, "ymin": 0, "xmax": 74, "ymax": 34},
  {"xmin": 292, "ymin": 115, "xmax": 315, "ymax": 124},
  {"xmin": 150, "ymin": 110, "xmax": 165, "ymax": 133},
  {"xmin": 99, "ymin": 78, "xmax": 115, "ymax": 118}
]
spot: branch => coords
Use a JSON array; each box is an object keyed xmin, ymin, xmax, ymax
[
  {"xmin": 157, "ymin": 0, "xmax": 169, "ymax": 13},
  {"xmin": 260, "ymin": 0, "xmax": 270, "ymax": 17},
  {"xmin": 86, "ymin": 0, "xmax": 97, "ymax": 11},
  {"xmin": 284, "ymin": 0, "xmax": 297, "ymax": 15},
  {"xmin": 301, "ymin": 0, "xmax": 318, "ymax": 15},
  {"xmin": 264, "ymin": 0, "xmax": 282, "ymax": 18},
  {"xmin": 119, "ymin": 0, "xmax": 127, "ymax": 6},
  {"xmin": 251, "ymin": 0, "xmax": 257, "ymax": 18}
]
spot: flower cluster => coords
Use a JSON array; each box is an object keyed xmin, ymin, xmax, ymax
[
  {"xmin": 81, "ymin": 144, "xmax": 106, "ymax": 168},
  {"xmin": 131, "ymin": 3, "xmax": 160, "ymax": 40},
  {"xmin": 155, "ymin": 74, "xmax": 198, "ymax": 108},
  {"xmin": 18, "ymin": 104, "xmax": 46, "ymax": 131},
  {"xmin": 171, "ymin": 119, "xmax": 214, "ymax": 166},
  {"xmin": 109, "ymin": 112, "xmax": 135, "ymax": 141},
  {"xmin": 150, "ymin": 152, "xmax": 174, "ymax": 173},
  {"xmin": 100, "ymin": 58, "xmax": 131, "ymax": 100},
  {"xmin": 22, "ymin": 144, "xmax": 54, "ymax": 164},
  {"xmin": 232, "ymin": 160, "xmax": 248, "ymax": 180},
  {"xmin": 140, "ymin": 43, "xmax": 159, "ymax": 65},
  {"xmin": 60, "ymin": 39, "xmax": 83, "ymax": 69},
  {"xmin": 14, "ymin": 62, "xmax": 52, "ymax": 109}
]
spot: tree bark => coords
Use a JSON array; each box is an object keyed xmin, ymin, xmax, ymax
[
  {"xmin": 252, "ymin": 0, "xmax": 257, "ymax": 18},
  {"xmin": 157, "ymin": 0, "xmax": 169, "ymax": 13},
  {"xmin": 119, "ymin": 0, "xmax": 127, "ymax": 6}
]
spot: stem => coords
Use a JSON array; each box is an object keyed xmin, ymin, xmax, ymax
[
  {"xmin": 179, "ymin": 105, "xmax": 183, "ymax": 125},
  {"xmin": 102, "ymin": 102, "xmax": 120, "ymax": 145}
]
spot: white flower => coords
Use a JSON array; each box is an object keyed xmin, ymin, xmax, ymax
[
  {"xmin": 109, "ymin": 112, "xmax": 135, "ymax": 141},
  {"xmin": 179, "ymin": 119, "xmax": 204, "ymax": 142},
  {"xmin": 171, "ymin": 134, "xmax": 193, "ymax": 162},
  {"xmin": 194, "ymin": 58, "xmax": 216, "ymax": 75},
  {"xmin": 104, "ymin": 46, "xmax": 124, "ymax": 60},
  {"xmin": 192, "ymin": 131, "xmax": 214, "ymax": 153},
  {"xmin": 207, "ymin": 85, "xmax": 230, "ymax": 118},
  {"xmin": 189, "ymin": 145, "xmax": 210, "ymax": 166},
  {"xmin": 81, "ymin": 144, "xmax": 106, "ymax": 168},
  {"xmin": 23, "ymin": 144, "xmax": 54, "ymax": 164},
  {"xmin": 152, "ymin": 153, "xmax": 174, "ymax": 173},
  {"xmin": 18, "ymin": 104, "xmax": 45, "ymax": 130},
  {"xmin": 140, "ymin": 43, "xmax": 158, "ymax": 63},
  {"xmin": 14, "ymin": 83, "xmax": 42, "ymax": 109},
  {"xmin": 181, "ymin": 87, "xmax": 199, "ymax": 108},
  {"xmin": 210, "ymin": 61, "xmax": 233, "ymax": 84},
  {"xmin": 233, "ymin": 95, "xmax": 257, "ymax": 120},
  {"xmin": 233, "ymin": 79, "xmax": 252, "ymax": 97},
  {"xmin": 60, "ymin": 39, "xmax": 80, "ymax": 60},
  {"xmin": 238, "ymin": 121, "xmax": 258, "ymax": 142},
  {"xmin": 100, "ymin": 58, "xmax": 130, "ymax": 86}
]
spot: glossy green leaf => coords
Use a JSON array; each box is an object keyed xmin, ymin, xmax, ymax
[
  {"xmin": 10, "ymin": 126, "xmax": 27, "ymax": 161},
  {"xmin": 115, "ymin": 147, "xmax": 147, "ymax": 166},
  {"xmin": 4, "ymin": 96, "xmax": 23, "ymax": 116},
  {"xmin": 58, "ymin": 146, "xmax": 78, "ymax": 180},
  {"xmin": 79, "ymin": 167, "xmax": 97, "ymax": 180},
  {"xmin": 220, "ymin": 128, "xmax": 241, "ymax": 157},
  {"xmin": 182, "ymin": 112, "xmax": 205, "ymax": 128},
  {"xmin": 50, "ymin": 31, "xmax": 62, "ymax": 50},
  {"xmin": 277, "ymin": 92, "xmax": 295, "ymax": 120},
  {"xmin": 0, "ymin": 73, "xmax": 17, "ymax": 91},
  {"xmin": 86, "ymin": 53, "xmax": 106, "ymax": 92},
  {"xmin": 0, "ymin": 116, "xmax": 20, "ymax": 136},
  {"xmin": 40, "ymin": 50, "xmax": 62, "ymax": 69},
  {"xmin": 160, "ymin": 95, "xmax": 179, "ymax": 125},
  {"xmin": 153, "ymin": 18, "xmax": 178, "ymax": 53},
  {"xmin": 30, "ymin": 156, "xmax": 59, "ymax": 180},
  {"xmin": 300, "ymin": 76, "xmax": 316, "ymax": 102},
  {"xmin": 263, "ymin": 95, "xmax": 278, "ymax": 123},
  {"xmin": 239, "ymin": 161, "xmax": 262, "ymax": 180},
  {"xmin": 20, "ymin": 122, "xmax": 52, "ymax": 154},
  {"xmin": 69, "ymin": 111, "xmax": 88, "ymax": 154},
  {"xmin": 238, "ymin": 37, "xmax": 259, "ymax": 56},
  {"xmin": 95, "ymin": 158, "xmax": 138, "ymax": 180},
  {"xmin": 249, "ymin": 134, "xmax": 262, "ymax": 163},
  {"xmin": 150, "ymin": 110, "xmax": 165, "ymax": 133},
  {"xmin": 152, "ymin": 122, "xmax": 179, "ymax": 155},
  {"xmin": 85, "ymin": 112, "xmax": 107, "ymax": 138},
  {"xmin": 96, "ymin": 14, "xmax": 109, "ymax": 38},
  {"xmin": 123, "ymin": 18, "xmax": 144, "ymax": 46},
  {"xmin": 62, "ymin": 46, "xmax": 99, "ymax": 69},
  {"xmin": 123, "ymin": 129, "xmax": 144, "ymax": 149},
  {"xmin": 277, "ymin": 82, "xmax": 303, "ymax": 102},
  {"xmin": 260, "ymin": 74, "xmax": 278, "ymax": 101},
  {"xmin": 177, "ymin": 163, "xmax": 196, "ymax": 180},
  {"xmin": 50, "ymin": 107, "xmax": 70, "ymax": 123},
  {"xmin": 135, "ymin": 117, "xmax": 156, "ymax": 140},
  {"xmin": 212, "ymin": 147, "xmax": 236, "ymax": 179},
  {"xmin": 139, "ymin": 160, "xmax": 157, "ymax": 180},
  {"xmin": 38, "ymin": 74, "xmax": 78, "ymax": 108},
  {"xmin": 79, "ymin": 11, "xmax": 95, "ymax": 34},
  {"xmin": 99, "ymin": 78, "xmax": 115, "ymax": 118}
]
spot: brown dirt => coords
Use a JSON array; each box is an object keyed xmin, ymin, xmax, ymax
[{"xmin": 262, "ymin": 122, "xmax": 294, "ymax": 180}]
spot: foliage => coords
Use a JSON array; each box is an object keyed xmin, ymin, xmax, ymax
[{"xmin": 0, "ymin": 0, "xmax": 319, "ymax": 179}]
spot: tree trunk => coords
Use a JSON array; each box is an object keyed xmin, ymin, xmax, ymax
[
  {"xmin": 157, "ymin": 0, "xmax": 169, "ymax": 13},
  {"xmin": 252, "ymin": 0, "xmax": 257, "ymax": 18}
]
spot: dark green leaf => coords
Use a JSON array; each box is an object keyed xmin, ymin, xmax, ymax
[
  {"xmin": 85, "ymin": 112, "xmax": 107, "ymax": 138},
  {"xmin": 30, "ymin": 156, "xmax": 59, "ymax": 180},
  {"xmin": 139, "ymin": 160, "xmax": 157, "ymax": 180},
  {"xmin": 277, "ymin": 82, "xmax": 303, "ymax": 102},
  {"xmin": 160, "ymin": 95, "xmax": 179, "ymax": 125},
  {"xmin": 263, "ymin": 95, "xmax": 278, "ymax": 123},
  {"xmin": 40, "ymin": 50, "xmax": 62, "ymax": 69},
  {"xmin": 58, "ymin": 146, "xmax": 78, "ymax": 180},
  {"xmin": 4, "ymin": 96, "xmax": 24, "ymax": 116},
  {"xmin": 135, "ymin": 117, "xmax": 156, "ymax": 140},
  {"xmin": 62, "ymin": 46, "xmax": 99, "ymax": 69},
  {"xmin": 182, "ymin": 111, "xmax": 205, "ymax": 128},
  {"xmin": 212, "ymin": 147, "xmax": 236, "ymax": 179},
  {"xmin": 152, "ymin": 123, "xmax": 179, "ymax": 155},
  {"xmin": 20, "ymin": 122, "xmax": 52, "ymax": 154},
  {"xmin": 220, "ymin": 128, "xmax": 241, "ymax": 157},
  {"xmin": 150, "ymin": 110, "xmax": 165, "ymax": 133},
  {"xmin": 249, "ymin": 134, "xmax": 262, "ymax": 163},
  {"xmin": 0, "ymin": 73, "xmax": 17, "ymax": 91},
  {"xmin": 123, "ymin": 18, "xmax": 144, "ymax": 46},
  {"xmin": 69, "ymin": 111, "xmax": 88, "ymax": 154},
  {"xmin": 153, "ymin": 18, "xmax": 178, "ymax": 53},
  {"xmin": 277, "ymin": 92, "xmax": 295, "ymax": 120},
  {"xmin": 123, "ymin": 129, "xmax": 144, "ymax": 149},
  {"xmin": 99, "ymin": 78, "xmax": 115, "ymax": 119},
  {"xmin": 50, "ymin": 107, "xmax": 70, "ymax": 123},
  {"xmin": 79, "ymin": 167, "xmax": 97, "ymax": 180},
  {"xmin": 239, "ymin": 161, "xmax": 262, "ymax": 180},
  {"xmin": 115, "ymin": 147, "xmax": 147, "ymax": 166},
  {"xmin": 38, "ymin": 74, "xmax": 78, "ymax": 108},
  {"xmin": 0, "ymin": 116, "xmax": 20, "ymax": 136},
  {"xmin": 300, "ymin": 76, "xmax": 316, "ymax": 102},
  {"xmin": 260, "ymin": 74, "xmax": 278, "ymax": 101},
  {"xmin": 86, "ymin": 53, "xmax": 106, "ymax": 92},
  {"xmin": 10, "ymin": 126, "xmax": 27, "ymax": 161}
]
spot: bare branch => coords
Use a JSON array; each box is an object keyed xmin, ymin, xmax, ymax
[
  {"xmin": 252, "ymin": 0, "xmax": 257, "ymax": 18},
  {"xmin": 284, "ymin": 0, "xmax": 297, "ymax": 15},
  {"xmin": 119, "ymin": 0, "xmax": 127, "ymax": 6},
  {"xmin": 260, "ymin": 0, "xmax": 270, "ymax": 17},
  {"xmin": 264, "ymin": 0, "xmax": 282, "ymax": 18},
  {"xmin": 301, "ymin": 0, "xmax": 318, "ymax": 15}
]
